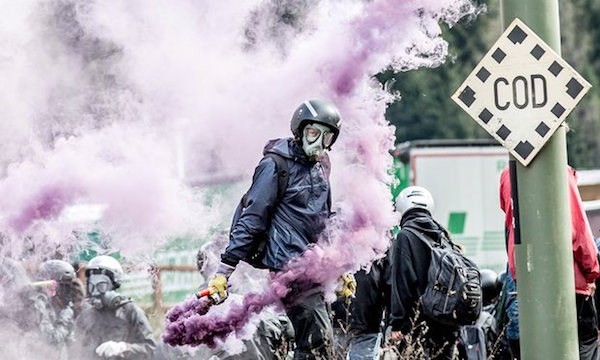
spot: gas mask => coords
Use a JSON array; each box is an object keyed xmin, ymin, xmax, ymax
[
  {"xmin": 87, "ymin": 274, "xmax": 122, "ymax": 309},
  {"xmin": 301, "ymin": 123, "xmax": 334, "ymax": 160}
]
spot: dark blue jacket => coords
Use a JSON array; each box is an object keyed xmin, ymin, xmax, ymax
[{"xmin": 221, "ymin": 138, "xmax": 331, "ymax": 271}]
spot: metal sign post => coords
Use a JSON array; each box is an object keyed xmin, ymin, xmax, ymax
[{"xmin": 452, "ymin": 2, "xmax": 591, "ymax": 358}]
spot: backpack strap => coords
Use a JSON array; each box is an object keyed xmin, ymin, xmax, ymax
[
  {"xmin": 403, "ymin": 226, "xmax": 435, "ymax": 249},
  {"xmin": 403, "ymin": 221, "xmax": 461, "ymax": 252},
  {"xmin": 239, "ymin": 153, "xmax": 289, "ymax": 209},
  {"xmin": 264, "ymin": 153, "xmax": 289, "ymax": 201},
  {"xmin": 403, "ymin": 225, "xmax": 459, "ymax": 251}
]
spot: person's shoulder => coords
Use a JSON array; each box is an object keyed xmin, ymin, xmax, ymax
[
  {"xmin": 259, "ymin": 138, "xmax": 291, "ymax": 160},
  {"xmin": 121, "ymin": 300, "xmax": 149, "ymax": 317},
  {"xmin": 262, "ymin": 138, "xmax": 293, "ymax": 156},
  {"xmin": 119, "ymin": 298, "xmax": 138, "ymax": 309},
  {"xmin": 393, "ymin": 229, "xmax": 413, "ymax": 246}
]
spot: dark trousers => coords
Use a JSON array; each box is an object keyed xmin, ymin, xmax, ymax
[
  {"xmin": 285, "ymin": 291, "xmax": 333, "ymax": 360},
  {"xmin": 396, "ymin": 319, "xmax": 458, "ymax": 360},
  {"xmin": 423, "ymin": 322, "xmax": 459, "ymax": 360},
  {"xmin": 577, "ymin": 293, "xmax": 599, "ymax": 360}
]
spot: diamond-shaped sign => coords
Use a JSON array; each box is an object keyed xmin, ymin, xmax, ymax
[{"xmin": 452, "ymin": 18, "xmax": 591, "ymax": 166}]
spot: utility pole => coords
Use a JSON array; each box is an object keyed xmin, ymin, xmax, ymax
[{"xmin": 500, "ymin": 1, "xmax": 578, "ymax": 359}]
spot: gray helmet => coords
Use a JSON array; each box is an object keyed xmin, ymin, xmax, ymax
[
  {"xmin": 38, "ymin": 260, "xmax": 76, "ymax": 282},
  {"xmin": 85, "ymin": 255, "xmax": 124, "ymax": 288},
  {"xmin": 290, "ymin": 99, "xmax": 342, "ymax": 148}
]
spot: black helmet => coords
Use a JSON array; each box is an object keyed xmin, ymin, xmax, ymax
[
  {"xmin": 290, "ymin": 99, "xmax": 342, "ymax": 148},
  {"xmin": 480, "ymin": 269, "xmax": 499, "ymax": 306},
  {"xmin": 38, "ymin": 260, "xmax": 76, "ymax": 283}
]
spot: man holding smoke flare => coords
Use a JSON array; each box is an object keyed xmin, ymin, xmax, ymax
[{"xmin": 203, "ymin": 99, "xmax": 355, "ymax": 359}]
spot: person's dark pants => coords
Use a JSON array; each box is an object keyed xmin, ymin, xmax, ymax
[
  {"xmin": 424, "ymin": 322, "xmax": 459, "ymax": 360},
  {"xmin": 508, "ymin": 339, "xmax": 521, "ymax": 359},
  {"xmin": 577, "ymin": 293, "xmax": 599, "ymax": 360},
  {"xmin": 285, "ymin": 292, "xmax": 333, "ymax": 360},
  {"xmin": 396, "ymin": 319, "xmax": 458, "ymax": 360}
]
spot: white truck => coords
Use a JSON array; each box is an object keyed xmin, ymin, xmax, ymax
[{"xmin": 391, "ymin": 139, "xmax": 509, "ymax": 272}]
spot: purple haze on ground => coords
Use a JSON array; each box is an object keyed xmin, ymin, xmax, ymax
[
  {"xmin": 164, "ymin": 273, "xmax": 289, "ymax": 347},
  {"xmin": 163, "ymin": 297, "xmax": 214, "ymax": 346}
]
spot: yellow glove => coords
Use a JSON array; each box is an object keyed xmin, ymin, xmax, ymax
[
  {"xmin": 208, "ymin": 273, "xmax": 229, "ymax": 304},
  {"xmin": 336, "ymin": 272, "xmax": 357, "ymax": 299}
]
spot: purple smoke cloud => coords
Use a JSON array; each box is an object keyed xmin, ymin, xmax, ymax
[
  {"xmin": 162, "ymin": 0, "xmax": 479, "ymax": 347},
  {"xmin": 0, "ymin": 0, "xmax": 480, "ymax": 352},
  {"xmin": 9, "ymin": 184, "xmax": 81, "ymax": 232}
]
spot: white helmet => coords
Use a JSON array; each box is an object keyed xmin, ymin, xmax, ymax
[
  {"xmin": 395, "ymin": 186, "xmax": 434, "ymax": 216},
  {"xmin": 85, "ymin": 255, "xmax": 124, "ymax": 288}
]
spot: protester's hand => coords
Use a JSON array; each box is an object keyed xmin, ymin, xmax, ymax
[
  {"xmin": 390, "ymin": 331, "xmax": 404, "ymax": 342},
  {"xmin": 95, "ymin": 341, "xmax": 128, "ymax": 358},
  {"xmin": 207, "ymin": 273, "xmax": 229, "ymax": 304},
  {"xmin": 335, "ymin": 272, "xmax": 356, "ymax": 299},
  {"xmin": 590, "ymin": 282, "xmax": 596, "ymax": 297}
]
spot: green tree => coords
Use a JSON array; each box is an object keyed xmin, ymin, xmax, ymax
[
  {"xmin": 384, "ymin": 1, "xmax": 498, "ymax": 143},
  {"xmin": 560, "ymin": 0, "xmax": 600, "ymax": 169},
  {"xmin": 384, "ymin": 0, "xmax": 600, "ymax": 168}
]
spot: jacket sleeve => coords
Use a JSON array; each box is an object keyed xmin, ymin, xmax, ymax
[
  {"xmin": 569, "ymin": 168, "xmax": 600, "ymax": 283},
  {"xmin": 221, "ymin": 157, "xmax": 279, "ymax": 267},
  {"xmin": 499, "ymin": 168, "xmax": 517, "ymax": 279},
  {"xmin": 122, "ymin": 304, "xmax": 156, "ymax": 359},
  {"xmin": 389, "ymin": 231, "xmax": 420, "ymax": 334},
  {"xmin": 33, "ymin": 294, "xmax": 74, "ymax": 345}
]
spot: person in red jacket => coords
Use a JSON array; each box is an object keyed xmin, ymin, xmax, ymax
[{"xmin": 499, "ymin": 165, "xmax": 600, "ymax": 359}]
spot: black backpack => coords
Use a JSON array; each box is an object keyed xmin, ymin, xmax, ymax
[
  {"xmin": 404, "ymin": 226, "xmax": 482, "ymax": 326},
  {"xmin": 234, "ymin": 153, "xmax": 289, "ymax": 269}
]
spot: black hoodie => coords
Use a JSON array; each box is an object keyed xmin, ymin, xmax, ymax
[
  {"xmin": 389, "ymin": 208, "xmax": 448, "ymax": 333},
  {"xmin": 348, "ymin": 251, "xmax": 392, "ymax": 335}
]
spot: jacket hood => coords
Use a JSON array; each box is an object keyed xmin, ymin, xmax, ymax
[
  {"xmin": 400, "ymin": 208, "xmax": 446, "ymax": 243},
  {"xmin": 263, "ymin": 138, "xmax": 307, "ymax": 161}
]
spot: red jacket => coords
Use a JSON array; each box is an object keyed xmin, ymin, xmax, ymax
[{"xmin": 499, "ymin": 167, "xmax": 599, "ymax": 295}]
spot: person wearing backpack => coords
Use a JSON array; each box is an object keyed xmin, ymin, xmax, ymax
[
  {"xmin": 389, "ymin": 186, "xmax": 482, "ymax": 360},
  {"xmin": 204, "ymin": 99, "xmax": 343, "ymax": 359}
]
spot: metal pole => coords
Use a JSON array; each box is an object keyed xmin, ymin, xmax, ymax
[{"xmin": 499, "ymin": 1, "xmax": 578, "ymax": 359}]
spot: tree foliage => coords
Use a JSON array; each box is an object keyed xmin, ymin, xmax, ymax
[
  {"xmin": 560, "ymin": 0, "xmax": 600, "ymax": 168},
  {"xmin": 384, "ymin": 0, "xmax": 600, "ymax": 169}
]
